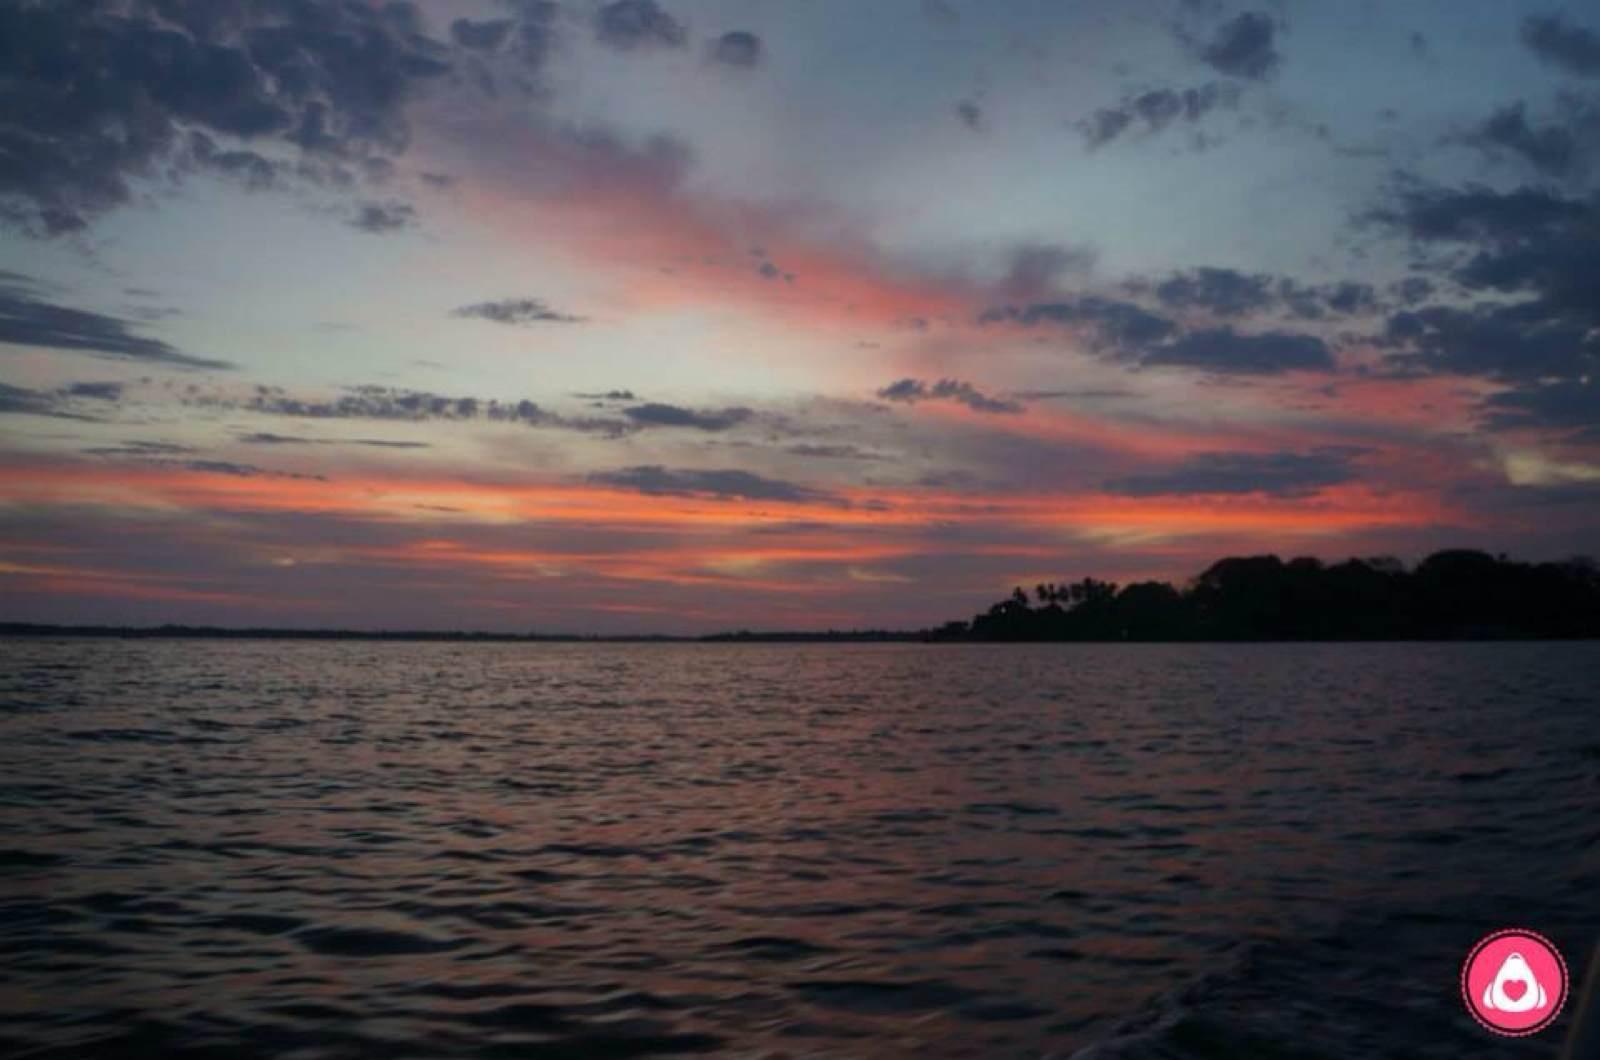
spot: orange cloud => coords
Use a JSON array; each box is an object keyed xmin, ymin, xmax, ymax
[
  {"xmin": 441, "ymin": 120, "xmax": 978, "ymax": 336},
  {"xmin": 0, "ymin": 457, "xmax": 1464, "ymax": 551}
]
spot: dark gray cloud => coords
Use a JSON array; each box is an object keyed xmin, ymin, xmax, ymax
[
  {"xmin": 1081, "ymin": 83, "xmax": 1236, "ymax": 148},
  {"xmin": 622, "ymin": 403, "xmax": 753, "ymax": 431},
  {"xmin": 876, "ymin": 378, "xmax": 1024, "ymax": 415},
  {"xmin": 1394, "ymin": 277, "xmax": 1435, "ymax": 305},
  {"xmin": 452, "ymin": 298, "xmax": 584, "ymax": 325},
  {"xmin": 596, "ymin": 0, "xmax": 687, "ymax": 50},
  {"xmin": 786, "ymin": 443, "xmax": 877, "ymax": 460},
  {"xmin": 1128, "ymin": 268, "xmax": 1384, "ymax": 321},
  {"xmin": 1521, "ymin": 13, "xmax": 1600, "ymax": 77},
  {"xmin": 349, "ymin": 201, "xmax": 416, "ymax": 234},
  {"xmin": 1373, "ymin": 183, "xmax": 1599, "ymax": 388},
  {"xmin": 1083, "ymin": 108, "xmax": 1132, "ymax": 148},
  {"xmin": 233, "ymin": 385, "xmax": 553, "ymax": 425},
  {"xmin": 197, "ymin": 385, "xmax": 759, "ymax": 438},
  {"xmin": 0, "ymin": 0, "xmax": 457, "ymax": 235},
  {"xmin": 238, "ymin": 432, "xmax": 430, "ymax": 449},
  {"xmin": 711, "ymin": 30, "xmax": 762, "ymax": 67},
  {"xmin": 1199, "ymin": 12, "xmax": 1280, "ymax": 80},
  {"xmin": 83, "ymin": 441, "xmax": 197, "ymax": 457},
  {"xmin": 187, "ymin": 132, "xmax": 281, "ymax": 190},
  {"xmin": 589, "ymin": 465, "xmax": 832, "ymax": 503},
  {"xmin": 981, "ymin": 296, "xmax": 1178, "ymax": 350},
  {"xmin": 982, "ymin": 278, "xmax": 1350, "ymax": 374},
  {"xmin": 1380, "ymin": 305, "xmax": 1593, "ymax": 382},
  {"xmin": 1143, "ymin": 327, "xmax": 1333, "ymax": 374},
  {"xmin": 83, "ymin": 453, "xmax": 330, "ymax": 480},
  {"xmin": 452, "ymin": 18, "xmax": 516, "ymax": 52},
  {"xmin": 0, "ymin": 277, "xmax": 228, "ymax": 368},
  {"xmin": 179, "ymin": 459, "xmax": 324, "ymax": 480},
  {"xmin": 1480, "ymin": 378, "xmax": 1600, "ymax": 441},
  {"xmin": 0, "ymin": 382, "xmax": 97, "ymax": 420},
  {"xmin": 64, "ymin": 381, "xmax": 124, "ymax": 401},
  {"xmin": 1373, "ymin": 184, "xmax": 1586, "ymax": 242},
  {"xmin": 1469, "ymin": 101, "xmax": 1587, "ymax": 178},
  {"xmin": 1104, "ymin": 448, "xmax": 1361, "ymax": 498},
  {"xmin": 1154, "ymin": 266, "xmax": 1275, "ymax": 316}
]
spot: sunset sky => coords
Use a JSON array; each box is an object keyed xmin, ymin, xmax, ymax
[{"xmin": 1, "ymin": 0, "xmax": 1598, "ymax": 632}]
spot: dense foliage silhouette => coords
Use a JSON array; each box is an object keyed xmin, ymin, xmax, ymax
[
  {"xmin": 4, "ymin": 551, "xmax": 1597, "ymax": 642},
  {"xmin": 933, "ymin": 551, "xmax": 1600, "ymax": 641}
]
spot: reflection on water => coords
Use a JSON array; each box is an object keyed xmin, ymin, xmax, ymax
[{"xmin": 1, "ymin": 641, "xmax": 1596, "ymax": 1058}]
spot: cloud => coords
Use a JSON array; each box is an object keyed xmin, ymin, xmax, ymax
[
  {"xmin": 64, "ymin": 381, "xmax": 124, "ymax": 401},
  {"xmin": 349, "ymin": 201, "xmax": 417, "ymax": 234},
  {"xmin": 1373, "ymin": 183, "xmax": 1585, "ymax": 243},
  {"xmin": 786, "ymin": 443, "xmax": 877, "ymax": 460},
  {"xmin": 1469, "ymin": 101, "xmax": 1589, "ymax": 178},
  {"xmin": 233, "ymin": 385, "xmax": 554, "ymax": 425},
  {"xmin": 452, "ymin": 298, "xmax": 584, "ymax": 325},
  {"xmin": 1133, "ymin": 269, "xmax": 1385, "ymax": 321},
  {"xmin": 982, "ymin": 284, "xmax": 1342, "ymax": 374},
  {"xmin": 589, "ymin": 465, "xmax": 832, "ymax": 503},
  {"xmin": 1083, "ymin": 108, "xmax": 1132, "ymax": 148},
  {"xmin": 451, "ymin": 18, "xmax": 516, "ymax": 52},
  {"xmin": 1080, "ymin": 83, "xmax": 1236, "ymax": 148},
  {"xmin": 1372, "ymin": 183, "xmax": 1599, "ymax": 386},
  {"xmin": 0, "ymin": 382, "xmax": 97, "ymax": 421},
  {"xmin": 981, "ymin": 297, "xmax": 1178, "ymax": 351},
  {"xmin": 1380, "ymin": 305, "xmax": 1592, "ymax": 382},
  {"xmin": 1199, "ymin": 12, "xmax": 1280, "ymax": 80},
  {"xmin": 178, "ymin": 460, "xmax": 324, "ymax": 481},
  {"xmin": 1143, "ymin": 327, "xmax": 1333, "ymax": 374},
  {"xmin": 82, "ymin": 441, "xmax": 197, "ymax": 457},
  {"xmin": 1103, "ymin": 448, "xmax": 1361, "ymax": 498},
  {"xmin": 197, "ymin": 385, "xmax": 762, "ymax": 438},
  {"xmin": 1480, "ymin": 378, "xmax": 1600, "ymax": 441},
  {"xmin": 187, "ymin": 132, "xmax": 281, "ymax": 190},
  {"xmin": 0, "ymin": 277, "xmax": 229, "ymax": 368},
  {"xmin": 1521, "ymin": 13, "xmax": 1600, "ymax": 77},
  {"xmin": 876, "ymin": 378, "xmax": 1024, "ymax": 414},
  {"xmin": 710, "ymin": 30, "xmax": 762, "ymax": 67},
  {"xmin": 595, "ymin": 0, "xmax": 687, "ymax": 50},
  {"xmin": 998, "ymin": 244, "xmax": 1096, "ymax": 300},
  {"xmin": 622, "ymin": 403, "xmax": 753, "ymax": 430},
  {"xmin": 956, "ymin": 100, "xmax": 984, "ymax": 131},
  {"xmin": 574, "ymin": 390, "xmax": 637, "ymax": 401},
  {"xmin": 0, "ymin": 0, "xmax": 454, "ymax": 235},
  {"xmin": 238, "ymin": 432, "xmax": 431, "ymax": 449},
  {"xmin": 1154, "ymin": 266, "xmax": 1275, "ymax": 316}
]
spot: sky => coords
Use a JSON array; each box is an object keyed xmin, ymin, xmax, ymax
[{"xmin": 1, "ymin": 0, "xmax": 1598, "ymax": 633}]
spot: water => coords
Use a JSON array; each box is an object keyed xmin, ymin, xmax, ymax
[{"xmin": 1, "ymin": 640, "xmax": 1596, "ymax": 1059}]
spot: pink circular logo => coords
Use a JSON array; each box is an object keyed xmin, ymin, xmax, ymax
[{"xmin": 1461, "ymin": 928, "xmax": 1569, "ymax": 1037}]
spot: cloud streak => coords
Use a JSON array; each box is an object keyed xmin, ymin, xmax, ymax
[
  {"xmin": 452, "ymin": 298, "xmax": 585, "ymax": 325},
  {"xmin": 0, "ymin": 277, "xmax": 228, "ymax": 368},
  {"xmin": 876, "ymin": 379, "xmax": 1024, "ymax": 414}
]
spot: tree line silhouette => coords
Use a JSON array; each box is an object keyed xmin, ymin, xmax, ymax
[
  {"xmin": 4, "ymin": 550, "xmax": 1597, "ymax": 642},
  {"xmin": 931, "ymin": 550, "xmax": 1600, "ymax": 641}
]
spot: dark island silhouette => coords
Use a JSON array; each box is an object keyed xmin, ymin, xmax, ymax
[
  {"xmin": 931, "ymin": 549, "xmax": 1600, "ymax": 642},
  {"xmin": 3, "ymin": 550, "xmax": 1597, "ymax": 642}
]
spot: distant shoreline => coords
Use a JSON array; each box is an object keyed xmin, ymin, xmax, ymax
[
  {"xmin": 2, "ymin": 623, "xmax": 1597, "ymax": 643},
  {"xmin": 8, "ymin": 550, "xmax": 1597, "ymax": 643},
  {"xmin": 0, "ymin": 623, "xmax": 921, "ymax": 643}
]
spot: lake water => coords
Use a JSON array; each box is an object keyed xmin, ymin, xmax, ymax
[{"xmin": 1, "ymin": 640, "xmax": 1596, "ymax": 1058}]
